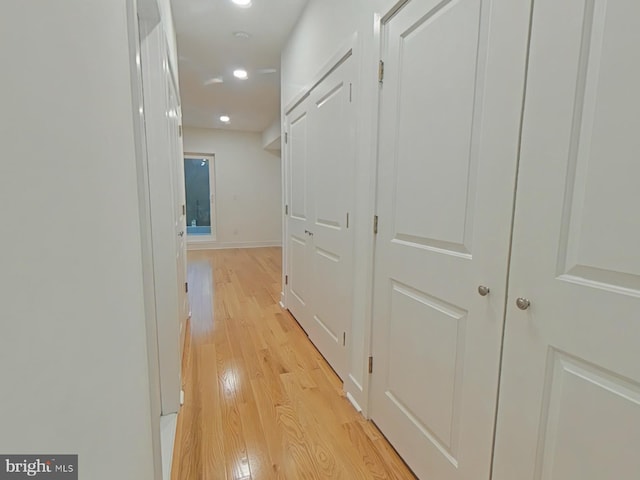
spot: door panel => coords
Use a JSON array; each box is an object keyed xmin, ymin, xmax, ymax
[
  {"xmin": 285, "ymin": 55, "xmax": 356, "ymax": 380},
  {"xmin": 386, "ymin": 281, "xmax": 466, "ymax": 461},
  {"xmin": 286, "ymin": 101, "xmax": 312, "ymax": 331},
  {"xmin": 307, "ymin": 55, "xmax": 355, "ymax": 380},
  {"xmin": 168, "ymin": 77, "xmax": 188, "ymax": 333},
  {"xmin": 370, "ymin": 0, "xmax": 530, "ymax": 478},
  {"xmin": 289, "ymin": 110, "xmax": 308, "ymax": 222},
  {"xmin": 392, "ymin": 0, "xmax": 479, "ymax": 253},
  {"xmin": 289, "ymin": 235, "xmax": 309, "ymax": 308},
  {"xmin": 493, "ymin": 0, "xmax": 640, "ymax": 478},
  {"xmin": 140, "ymin": 23, "xmax": 184, "ymax": 415}
]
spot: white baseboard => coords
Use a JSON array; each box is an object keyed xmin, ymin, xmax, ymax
[
  {"xmin": 187, "ymin": 240, "xmax": 282, "ymax": 251},
  {"xmin": 160, "ymin": 413, "xmax": 177, "ymax": 480}
]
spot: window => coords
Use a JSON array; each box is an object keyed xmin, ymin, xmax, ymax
[{"xmin": 184, "ymin": 154, "xmax": 215, "ymax": 239}]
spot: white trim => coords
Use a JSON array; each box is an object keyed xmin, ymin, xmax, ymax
[
  {"xmin": 349, "ymin": 373, "xmax": 364, "ymax": 393},
  {"xmin": 187, "ymin": 241, "xmax": 282, "ymax": 251},
  {"xmin": 282, "ymin": 116, "xmax": 289, "ymax": 319},
  {"xmin": 186, "ymin": 234, "xmax": 217, "ymax": 244},
  {"xmin": 343, "ymin": 11, "xmax": 385, "ymax": 418},
  {"xmin": 160, "ymin": 413, "xmax": 177, "ymax": 480},
  {"xmin": 346, "ymin": 392, "xmax": 363, "ymax": 413},
  {"xmin": 130, "ymin": 4, "xmax": 164, "ymax": 478}
]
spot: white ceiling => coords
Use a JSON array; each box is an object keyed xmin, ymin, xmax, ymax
[{"xmin": 171, "ymin": 0, "xmax": 309, "ymax": 132}]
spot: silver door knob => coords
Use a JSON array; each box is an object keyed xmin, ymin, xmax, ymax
[
  {"xmin": 516, "ymin": 297, "xmax": 531, "ymax": 310},
  {"xmin": 478, "ymin": 285, "xmax": 490, "ymax": 296}
]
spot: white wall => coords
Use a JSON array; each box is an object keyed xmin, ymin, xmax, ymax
[
  {"xmin": 0, "ymin": 1, "xmax": 159, "ymax": 478},
  {"xmin": 183, "ymin": 127, "xmax": 282, "ymax": 248},
  {"xmin": 281, "ymin": 0, "xmax": 397, "ymax": 413},
  {"xmin": 262, "ymin": 118, "xmax": 282, "ymax": 151}
]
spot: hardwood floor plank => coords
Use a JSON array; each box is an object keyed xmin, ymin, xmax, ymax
[
  {"xmin": 343, "ymin": 421, "xmax": 397, "ymax": 480},
  {"xmin": 238, "ymin": 399, "xmax": 275, "ymax": 480},
  {"xmin": 198, "ymin": 345, "xmax": 227, "ymax": 480},
  {"xmin": 172, "ymin": 247, "xmax": 416, "ymax": 479}
]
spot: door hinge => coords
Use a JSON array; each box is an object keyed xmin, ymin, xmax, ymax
[
  {"xmin": 285, "ymin": 275, "xmax": 288, "ymax": 285},
  {"xmin": 346, "ymin": 212, "xmax": 350, "ymax": 228},
  {"xmin": 349, "ymin": 82, "xmax": 353, "ymax": 102},
  {"xmin": 378, "ymin": 60, "xmax": 385, "ymax": 84},
  {"xmin": 368, "ymin": 356, "xmax": 373, "ymax": 374},
  {"xmin": 285, "ymin": 204, "xmax": 289, "ymax": 215},
  {"xmin": 185, "ymin": 282, "xmax": 188, "ymax": 293},
  {"xmin": 373, "ymin": 215, "xmax": 379, "ymax": 234},
  {"xmin": 182, "ymin": 204, "xmax": 186, "ymax": 215},
  {"xmin": 343, "ymin": 332, "xmax": 346, "ymax": 346},
  {"xmin": 178, "ymin": 125, "xmax": 182, "ymax": 137},
  {"xmin": 285, "ymin": 132, "xmax": 288, "ymax": 144}
]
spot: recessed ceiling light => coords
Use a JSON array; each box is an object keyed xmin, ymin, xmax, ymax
[
  {"xmin": 231, "ymin": 0, "xmax": 252, "ymax": 7},
  {"xmin": 203, "ymin": 76, "xmax": 224, "ymax": 85},
  {"xmin": 220, "ymin": 115, "xmax": 230, "ymax": 123},
  {"xmin": 233, "ymin": 31, "xmax": 251, "ymax": 39},
  {"xmin": 233, "ymin": 69, "xmax": 248, "ymax": 80}
]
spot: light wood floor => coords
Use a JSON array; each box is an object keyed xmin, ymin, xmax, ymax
[{"xmin": 172, "ymin": 247, "xmax": 415, "ymax": 479}]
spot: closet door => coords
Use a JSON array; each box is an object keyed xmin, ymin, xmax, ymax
[
  {"xmin": 493, "ymin": 1, "xmax": 640, "ymax": 478},
  {"xmin": 285, "ymin": 55, "xmax": 356, "ymax": 380},
  {"xmin": 306, "ymin": 55, "xmax": 355, "ymax": 380},
  {"xmin": 167, "ymin": 72, "xmax": 188, "ymax": 346},
  {"xmin": 285, "ymin": 98, "xmax": 314, "ymax": 334},
  {"xmin": 369, "ymin": 0, "xmax": 529, "ymax": 478}
]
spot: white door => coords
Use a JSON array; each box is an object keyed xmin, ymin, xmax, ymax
[
  {"xmin": 140, "ymin": 25, "xmax": 186, "ymax": 415},
  {"xmin": 492, "ymin": 1, "xmax": 640, "ymax": 478},
  {"xmin": 285, "ymin": 55, "xmax": 356, "ymax": 379},
  {"xmin": 304, "ymin": 54, "xmax": 355, "ymax": 380},
  {"xmin": 168, "ymin": 73, "xmax": 188, "ymax": 349},
  {"xmin": 285, "ymin": 96, "xmax": 313, "ymax": 333},
  {"xmin": 369, "ymin": 0, "xmax": 529, "ymax": 478}
]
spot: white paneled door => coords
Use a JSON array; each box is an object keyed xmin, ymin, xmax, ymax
[
  {"xmin": 168, "ymin": 72, "xmax": 189, "ymax": 353},
  {"xmin": 306, "ymin": 55, "xmax": 355, "ymax": 381},
  {"xmin": 285, "ymin": 54, "xmax": 356, "ymax": 380},
  {"xmin": 492, "ymin": 1, "xmax": 640, "ymax": 478},
  {"xmin": 369, "ymin": 0, "xmax": 529, "ymax": 479},
  {"xmin": 286, "ymin": 96, "xmax": 312, "ymax": 332},
  {"xmin": 140, "ymin": 22, "xmax": 187, "ymax": 416}
]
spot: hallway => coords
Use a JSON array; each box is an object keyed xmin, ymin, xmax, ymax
[{"xmin": 172, "ymin": 248, "xmax": 415, "ymax": 479}]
